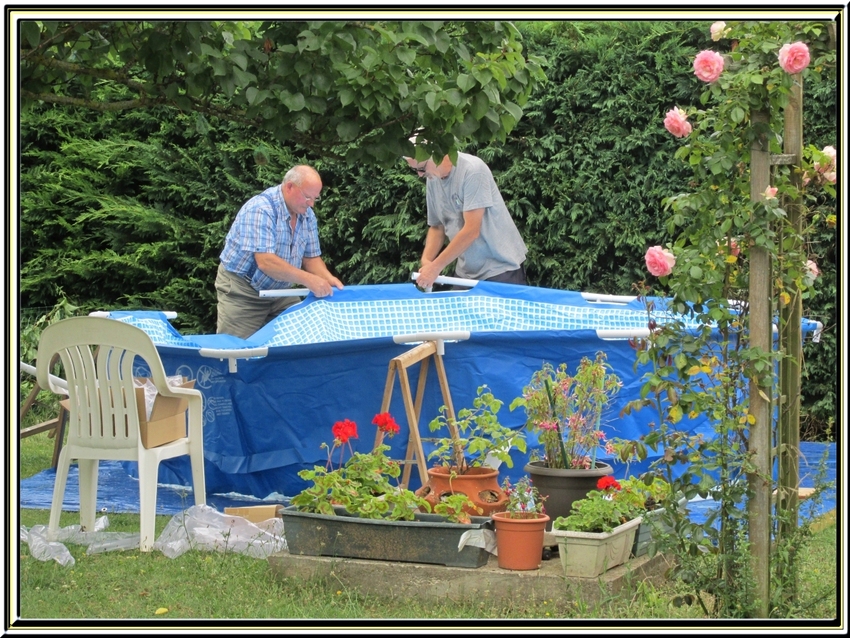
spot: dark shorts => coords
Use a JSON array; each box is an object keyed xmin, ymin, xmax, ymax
[{"xmin": 484, "ymin": 265, "xmax": 527, "ymax": 285}]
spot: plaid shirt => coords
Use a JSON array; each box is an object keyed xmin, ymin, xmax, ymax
[{"xmin": 219, "ymin": 185, "xmax": 321, "ymax": 291}]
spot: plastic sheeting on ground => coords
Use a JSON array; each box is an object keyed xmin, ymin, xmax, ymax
[{"xmin": 20, "ymin": 505, "xmax": 287, "ymax": 565}]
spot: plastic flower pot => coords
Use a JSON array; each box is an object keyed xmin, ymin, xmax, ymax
[
  {"xmin": 281, "ymin": 505, "xmax": 494, "ymax": 568},
  {"xmin": 552, "ymin": 516, "xmax": 642, "ymax": 578},
  {"xmin": 491, "ymin": 512, "xmax": 550, "ymax": 570},
  {"xmin": 524, "ymin": 461, "xmax": 614, "ymax": 528}
]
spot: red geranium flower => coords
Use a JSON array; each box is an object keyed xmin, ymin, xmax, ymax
[
  {"xmin": 597, "ymin": 476, "xmax": 621, "ymax": 492},
  {"xmin": 372, "ymin": 412, "xmax": 400, "ymax": 437},
  {"xmin": 332, "ymin": 419, "xmax": 358, "ymax": 444}
]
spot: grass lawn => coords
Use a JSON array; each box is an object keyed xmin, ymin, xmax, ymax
[{"xmin": 12, "ymin": 401, "xmax": 841, "ymax": 626}]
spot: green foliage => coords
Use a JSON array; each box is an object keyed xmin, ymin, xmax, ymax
[
  {"xmin": 553, "ymin": 486, "xmax": 642, "ymax": 533},
  {"xmin": 431, "ymin": 493, "xmax": 482, "ymax": 524},
  {"xmin": 19, "ymin": 20, "xmax": 546, "ymax": 166},
  {"xmin": 510, "ymin": 352, "xmax": 621, "ymax": 470},
  {"xmin": 427, "ymin": 386, "xmax": 527, "ymax": 475},
  {"xmin": 617, "ymin": 476, "xmax": 672, "ymax": 511},
  {"xmin": 18, "ymin": 20, "xmax": 835, "ymax": 437},
  {"xmin": 19, "ymin": 97, "xmax": 297, "ymax": 334},
  {"xmin": 604, "ymin": 19, "xmax": 837, "ymax": 618},
  {"xmin": 291, "ymin": 444, "xmax": 430, "ymax": 521},
  {"xmin": 501, "ymin": 475, "xmax": 547, "ymax": 518}
]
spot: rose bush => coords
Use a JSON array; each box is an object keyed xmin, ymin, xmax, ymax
[{"xmin": 619, "ymin": 20, "xmax": 836, "ymax": 618}]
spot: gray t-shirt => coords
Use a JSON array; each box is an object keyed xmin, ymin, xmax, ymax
[{"xmin": 426, "ymin": 152, "xmax": 527, "ymax": 280}]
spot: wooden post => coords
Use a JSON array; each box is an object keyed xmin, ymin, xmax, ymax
[
  {"xmin": 748, "ymin": 109, "xmax": 772, "ymax": 619},
  {"xmin": 778, "ymin": 74, "xmax": 804, "ymax": 537}
]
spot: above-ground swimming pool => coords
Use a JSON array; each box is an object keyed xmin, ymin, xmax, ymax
[{"xmin": 103, "ymin": 281, "xmax": 821, "ymax": 500}]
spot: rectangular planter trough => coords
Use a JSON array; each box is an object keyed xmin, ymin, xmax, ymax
[
  {"xmin": 280, "ymin": 506, "xmax": 494, "ymax": 568},
  {"xmin": 632, "ymin": 496, "xmax": 688, "ymax": 557}
]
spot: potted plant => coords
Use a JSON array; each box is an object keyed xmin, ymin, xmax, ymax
[
  {"xmin": 282, "ymin": 413, "xmax": 495, "ymax": 568},
  {"xmin": 616, "ymin": 476, "xmax": 686, "ymax": 557},
  {"xmin": 491, "ymin": 475, "xmax": 550, "ymax": 570},
  {"xmin": 416, "ymin": 385, "xmax": 527, "ymax": 516},
  {"xmin": 550, "ymin": 476, "xmax": 643, "ymax": 578},
  {"xmin": 510, "ymin": 351, "xmax": 622, "ymax": 524}
]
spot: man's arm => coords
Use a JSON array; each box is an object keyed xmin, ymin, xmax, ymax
[
  {"xmin": 416, "ymin": 209, "xmax": 484, "ymax": 288},
  {"xmin": 254, "ymin": 252, "xmax": 341, "ymax": 297}
]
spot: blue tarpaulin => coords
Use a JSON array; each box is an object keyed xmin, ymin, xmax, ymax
[
  {"xmin": 35, "ymin": 282, "xmax": 823, "ymax": 501},
  {"xmin": 18, "ymin": 443, "xmax": 836, "ymax": 524}
]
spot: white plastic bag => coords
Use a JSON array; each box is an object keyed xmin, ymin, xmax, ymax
[
  {"xmin": 134, "ymin": 375, "xmax": 185, "ymax": 420},
  {"xmin": 153, "ymin": 504, "xmax": 286, "ymax": 559},
  {"xmin": 20, "ymin": 525, "xmax": 75, "ymax": 566}
]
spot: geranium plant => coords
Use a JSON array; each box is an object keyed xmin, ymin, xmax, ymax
[
  {"xmin": 500, "ymin": 475, "xmax": 547, "ymax": 519},
  {"xmin": 427, "ymin": 385, "xmax": 526, "ymax": 475},
  {"xmin": 614, "ymin": 476, "xmax": 672, "ymax": 513},
  {"xmin": 431, "ymin": 493, "xmax": 482, "ymax": 525},
  {"xmin": 510, "ymin": 352, "xmax": 622, "ymax": 470},
  {"xmin": 291, "ymin": 413, "xmax": 431, "ymax": 520},
  {"xmin": 552, "ymin": 476, "xmax": 642, "ymax": 534}
]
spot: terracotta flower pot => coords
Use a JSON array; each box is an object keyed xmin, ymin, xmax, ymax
[
  {"xmin": 491, "ymin": 511, "xmax": 550, "ymax": 570},
  {"xmin": 524, "ymin": 460, "xmax": 614, "ymax": 528},
  {"xmin": 415, "ymin": 466, "xmax": 508, "ymax": 516}
]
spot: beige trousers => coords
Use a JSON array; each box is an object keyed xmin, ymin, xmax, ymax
[{"xmin": 215, "ymin": 263, "xmax": 300, "ymax": 339}]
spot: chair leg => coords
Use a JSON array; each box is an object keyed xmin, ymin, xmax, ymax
[
  {"xmin": 137, "ymin": 455, "xmax": 160, "ymax": 552},
  {"xmin": 189, "ymin": 439, "xmax": 206, "ymax": 507},
  {"xmin": 48, "ymin": 449, "xmax": 72, "ymax": 540},
  {"xmin": 77, "ymin": 459, "xmax": 99, "ymax": 532}
]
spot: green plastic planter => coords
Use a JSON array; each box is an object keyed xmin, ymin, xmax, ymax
[{"xmin": 280, "ymin": 506, "xmax": 494, "ymax": 568}]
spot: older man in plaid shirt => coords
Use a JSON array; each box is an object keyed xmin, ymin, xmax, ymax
[{"xmin": 216, "ymin": 165, "xmax": 344, "ymax": 339}]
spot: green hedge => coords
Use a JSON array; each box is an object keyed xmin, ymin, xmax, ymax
[{"xmin": 18, "ymin": 20, "xmax": 836, "ymax": 435}]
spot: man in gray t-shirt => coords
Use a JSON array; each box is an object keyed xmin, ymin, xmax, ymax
[{"xmin": 405, "ymin": 152, "xmax": 527, "ymax": 289}]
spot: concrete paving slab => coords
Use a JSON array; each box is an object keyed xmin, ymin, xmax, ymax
[{"xmin": 268, "ymin": 548, "xmax": 674, "ymax": 607}]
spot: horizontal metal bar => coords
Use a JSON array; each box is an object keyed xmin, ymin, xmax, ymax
[
  {"xmin": 258, "ymin": 289, "xmax": 310, "ymax": 298},
  {"xmin": 411, "ymin": 273, "xmax": 479, "ymax": 289},
  {"xmin": 198, "ymin": 347, "xmax": 269, "ymax": 360},
  {"xmin": 20, "ymin": 361, "xmax": 68, "ymax": 391}
]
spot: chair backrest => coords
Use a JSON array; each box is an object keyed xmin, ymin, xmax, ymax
[{"xmin": 36, "ymin": 317, "xmax": 172, "ymax": 450}]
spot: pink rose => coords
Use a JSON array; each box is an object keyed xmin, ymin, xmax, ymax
[
  {"xmin": 822, "ymin": 171, "xmax": 836, "ymax": 184},
  {"xmin": 806, "ymin": 260, "xmax": 820, "ymax": 279},
  {"xmin": 710, "ymin": 22, "xmax": 728, "ymax": 41},
  {"xmin": 645, "ymin": 246, "xmax": 676, "ymax": 277},
  {"xmin": 693, "ymin": 50, "xmax": 725, "ymax": 82},
  {"xmin": 815, "ymin": 145, "xmax": 836, "ymax": 173},
  {"xmin": 663, "ymin": 107, "xmax": 692, "ymax": 138},
  {"xmin": 778, "ymin": 42, "xmax": 810, "ymax": 74},
  {"xmin": 728, "ymin": 238, "xmax": 740, "ymax": 257},
  {"xmin": 822, "ymin": 145, "xmax": 837, "ymax": 163},
  {"xmin": 764, "ymin": 186, "xmax": 778, "ymax": 199}
]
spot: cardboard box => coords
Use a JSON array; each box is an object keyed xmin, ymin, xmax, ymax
[
  {"xmin": 135, "ymin": 378, "xmax": 196, "ymax": 449},
  {"xmin": 224, "ymin": 505, "xmax": 284, "ymax": 523},
  {"xmin": 57, "ymin": 377, "xmax": 196, "ymax": 449}
]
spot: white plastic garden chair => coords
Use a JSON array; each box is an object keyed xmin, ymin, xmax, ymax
[{"xmin": 36, "ymin": 316, "xmax": 206, "ymax": 551}]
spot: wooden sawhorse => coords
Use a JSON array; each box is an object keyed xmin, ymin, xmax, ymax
[
  {"xmin": 373, "ymin": 333, "xmax": 469, "ymax": 490},
  {"xmin": 20, "ymin": 356, "xmax": 68, "ymax": 469}
]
